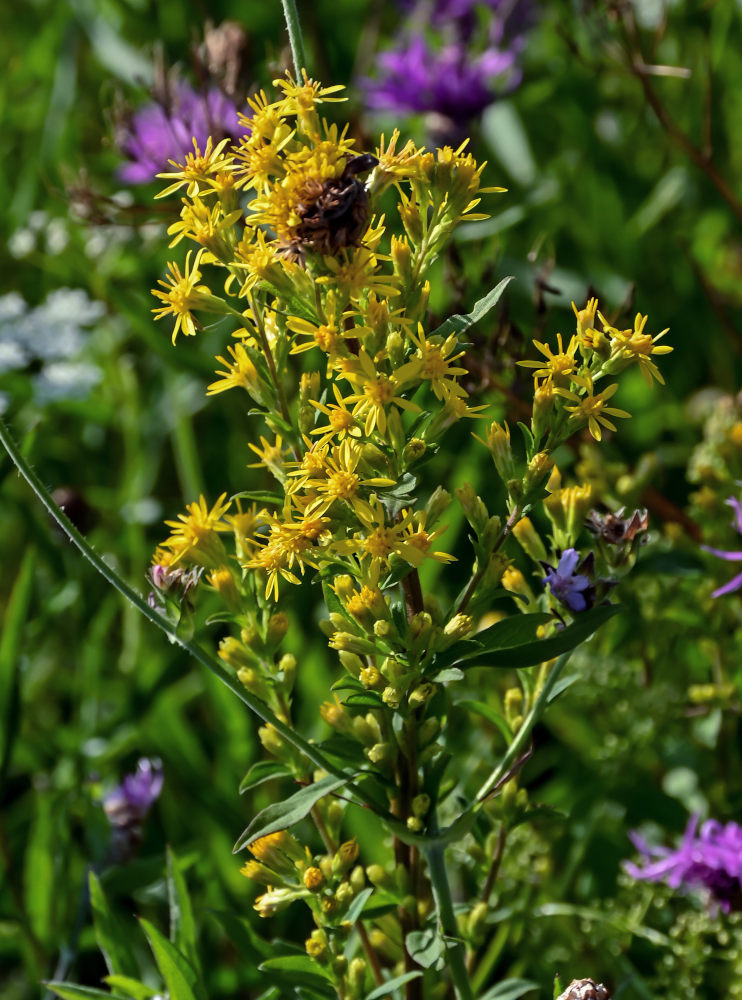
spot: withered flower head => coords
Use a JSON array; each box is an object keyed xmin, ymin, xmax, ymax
[
  {"xmin": 586, "ymin": 507, "xmax": 648, "ymax": 546},
  {"xmin": 287, "ymin": 153, "xmax": 378, "ymax": 259},
  {"xmin": 556, "ymin": 980, "xmax": 610, "ymax": 1000}
]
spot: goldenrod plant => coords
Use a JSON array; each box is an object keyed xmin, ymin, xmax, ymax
[{"xmin": 0, "ymin": 7, "xmax": 674, "ymax": 1000}]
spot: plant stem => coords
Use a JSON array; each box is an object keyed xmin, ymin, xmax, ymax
[
  {"xmin": 280, "ymin": 0, "xmax": 308, "ymax": 78},
  {"xmin": 424, "ymin": 831, "xmax": 473, "ymax": 1000},
  {"xmin": 0, "ymin": 416, "xmax": 386, "ymax": 820},
  {"xmin": 455, "ymin": 505, "xmax": 521, "ymax": 615},
  {"xmin": 475, "ymin": 650, "xmax": 572, "ymax": 803}
]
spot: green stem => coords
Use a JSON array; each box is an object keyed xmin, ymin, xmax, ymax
[
  {"xmin": 280, "ymin": 0, "xmax": 308, "ymax": 77},
  {"xmin": 424, "ymin": 831, "xmax": 473, "ymax": 1000},
  {"xmin": 475, "ymin": 650, "xmax": 572, "ymax": 802},
  {"xmin": 0, "ymin": 416, "xmax": 386, "ymax": 819}
]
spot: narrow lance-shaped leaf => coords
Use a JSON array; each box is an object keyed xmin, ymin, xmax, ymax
[
  {"xmin": 429, "ymin": 276, "xmax": 514, "ymax": 340},
  {"xmin": 456, "ymin": 605, "xmax": 621, "ymax": 669},
  {"xmin": 88, "ymin": 871, "xmax": 139, "ymax": 979},
  {"xmin": 139, "ymin": 917, "xmax": 202, "ymax": 1000},
  {"xmin": 167, "ymin": 847, "xmax": 200, "ymax": 975},
  {"xmin": 233, "ymin": 774, "xmax": 351, "ymax": 853}
]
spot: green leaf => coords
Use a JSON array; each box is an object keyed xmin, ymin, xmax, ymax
[
  {"xmin": 208, "ymin": 909, "xmax": 273, "ymax": 959},
  {"xmin": 455, "ymin": 699, "xmax": 511, "ymax": 743},
  {"xmin": 467, "ymin": 613, "xmax": 551, "ymax": 653},
  {"xmin": 430, "ymin": 667, "xmax": 464, "ymax": 684},
  {"xmin": 104, "ymin": 977, "xmax": 160, "ymax": 1000},
  {"xmin": 344, "ymin": 691, "xmax": 385, "ymax": 709},
  {"xmin": 239, "ymin": 760, "xmax": 292, "ymax": 794},
  {"xmin": 88, "ymin": 871, "xmax": 138, "ymax": 979},
  {"xmin": 365, "ymin": 971, "xmax": 424, "ymax": 1000},
  {"xmin": 344, "ymin": 887, "xmax": 374, "ymax": 925},
  {"xmin": 429, "ymin": 276, "xmax": 514, "ymax": 340},
  {"xmin": 259, "ymin": 956, "xmax": 333, "ymax": 981},
  {"xmin": 459, "ymin": 605, "xmax": 621, "ymax": 669},
  {"xmin": 44, "ymin": 986, "xmax": 130, "ymax": 1000},
  {"xmin": 477, "ymin": 979, "xmax": 538, "ymax": 1000},
  {"xmin": 405, "ymin": 928, "xmax": 445, "ymax": 969},
  {"xmin": 0, "ymin": 547, "xmax": 34, "ymax": 782},
  {"xmin": 140, "ymin": 917, "xmax": 201, "ymax": 1000},
  {"xmin": 167, "ymin": 848, "xmax": 200, "ymax": 975},
  {"xmin": 233, "ymin": 774, "xmax": 351, "ymax": 852}
]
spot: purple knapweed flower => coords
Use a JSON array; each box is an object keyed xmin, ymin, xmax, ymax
[
  {"xmin": 103, "ymin": 757, "xmax": 163, "ymax": 828},
  {"xmin": 701, "ymin": 495, "xmax": 742, "ymax": 598},
  {"xmin": 626, "ymin": 815, "xmax": 742, "ymax": 912},
  {"xmin": 363, "ymin": 36, "xmax": 520, "ymax": 121},
  {"xmin": 117, "ymin": 81, "xmax": 249, "ymax": 185},
  {"xmin": 542, "ymin": 548, "xmax": 592, "ymax": 612}
]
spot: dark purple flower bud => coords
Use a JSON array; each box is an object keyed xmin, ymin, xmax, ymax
[
  {"xmin": 103, "ymin": 757, "xmax": 163, "ymax": 829},
  {"xmin": 541, "ymin": 548, "xmax": 593, "ymax": 612},
  {"xmin": 625, "ymin": 814, "xmax": 742, "ymax": 912},
  {"xmin": 117, "ymin": 81, "xmax": 249, "ymax": 185}
]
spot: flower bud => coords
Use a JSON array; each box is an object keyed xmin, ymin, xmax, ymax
[
  {"xmin": 335, "ymin": 881, "xmax": 355, "ymax": 907},
  {"xmin": 333, "ymin": 574, "xmax": 356, "ymax": 600},
  {"xmin": 382, "ymin": 686, "xmax": 403, "ymax": 709},
  {"xmin": 303, "ymin": 867, "xmax": 325, "ymax": 892},
  {"xmin": 412, "ymin": 794, "xmax": 430, "ymax": 817},
  {"xmin": 513, "ymin": 516, "xmax": 548, "ymax": 562},
  {"xmin": 523, "ymin": 451, "xmax": 554, "ymax": 495},
  {"xmin": 408, "ymin": 682, "xmax": 436, "ymax": 708},
  {"xmin": 359, "ymin": 666, "xmax": 383, "ymax": 689},
  {"xmin": 531, "ymin": 382, "xmax": 555, "ymax": 444},
  {"xmin": 208, "ymin": 566, "xmax": 242, "ymax": 612},
  {"xmin": 403, "ymin": 437, "xmax": 427, "ymax": 464},
  {"xmin": 425, "ymin": 485, "xmax": 452, "ymax": 526},
  {"xmin": 348, "ymin": 957, "xmax": 367, "ymax": 992},
  {"xmin": 444, "ymin": 613, "xmax": 473, "ymax": 640},
  {"xmin": 544, "ymin": 483, "xmax": 593, "ymax": 548},
  {"xmin": 367, "ymin": 742, "xmax": 394, "ymax": 766},
  {"xmin": 391, "ymin": 235, "xmax": 413, "ymax": 282},
  {"xmin": 455, "ymin": 483, "xmax": 489, "ymax": 535},
  {"xmin": 386, "ymin": 329, "xmax": 405, "ymax": 366},
  {"xmin": 350, "ymin": 865, "xmax": 365, "ymax": 893},
  {"xmin": 487, "ymin": 421, "xmax": 515, "ymax": 481},
  {"xmin": 266, "ymin": 612, "xmax": 289, "ymax": 647},
  {"xmin": 338, "ymin": 651, "xmax": 364, "ymax": 676},
  {"xmin": 501, "ymin": 566, "xmax": 534, "ymax": 602},
  {"xmin": 406, "ymin": 816, "xmax": 423, "ymax": 832},
  {"xmin": 305, "ymin": 929, "xmax": 328, "ymax": 962},
  {"xmin": 366, "ymin": 864, "xmax": 392, "ymax": 888}
]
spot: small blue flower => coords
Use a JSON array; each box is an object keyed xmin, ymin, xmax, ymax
[{"xmin": 542, "ymin": 548, "xmax": 592, "ymax": 612}]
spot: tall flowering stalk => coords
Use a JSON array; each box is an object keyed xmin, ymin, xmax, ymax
[{"xmin": 141, "ymin": 68, "xmax": 672, "ymax": 1000}]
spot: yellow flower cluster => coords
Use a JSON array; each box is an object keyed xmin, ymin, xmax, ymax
[
  {"xmin": 151, "ymin": 72, "xmax": 498, "ymax": 616},
  {"xmin": 518, "ymin": 297, "xmax": 672, "ymax": 446}
]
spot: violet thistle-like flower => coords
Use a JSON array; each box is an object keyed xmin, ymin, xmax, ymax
[
  {"xmin": 701, "ymin": 495, "xmax": 742, "ymax": 598},
  {"xmin": 541, "ymin": 548, "xmax": 594, "ymax": 613},
  {"xmin": 363, "ymin": 36, "xmax": 520, "ymax": 122},
  {"xmin": 117, "ymin": 80, "xmax": 249, "ymax": 185},
  {"xmin": 625, "ymin": 814, "xmax": 742, "ymax": 913}
]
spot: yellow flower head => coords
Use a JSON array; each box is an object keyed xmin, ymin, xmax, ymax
[
  {"xmin": 156, "ymin": 136, "xmax": 235, "ymax": 200},
  {"xmin": 151, "ymin": 249, "xmax": 212, "ymax": 343},
  {"xmin": 563, "ymin": 383, "xmax": 630, "ymax": 441},
  {"xmin": 161, "ymin": 493, "xmax": 232, "ymax": 568}
]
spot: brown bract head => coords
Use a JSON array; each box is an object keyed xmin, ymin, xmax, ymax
[
  {"xmin": 556, "ymin": 979, "xmax": 610, "ymax": 1000},
  {"xmin": 285, "ymin": 154, "xmax": 378, "ymax": 259}
]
